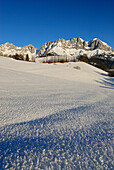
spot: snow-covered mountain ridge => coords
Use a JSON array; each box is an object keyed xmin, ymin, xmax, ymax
[
  {"xmin": 0, "ymin": 42, "xmax": 37, "ymax": 61},
  {"xmin": 0, "ymin": 38, "xmax": 114, "ymax": 62},
  {"xmin": 37, "ymin": 37, "xmax": 113, "ymax": 59}
]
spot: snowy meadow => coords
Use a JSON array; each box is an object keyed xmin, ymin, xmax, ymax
[{"xmin": 0, "ymin": 56, "xmax": 114, "ymax": 169}]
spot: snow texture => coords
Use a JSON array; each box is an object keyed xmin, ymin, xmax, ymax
[{"xmin": 0, "ymin": 56, "xmax": 114, "ymax": 169}]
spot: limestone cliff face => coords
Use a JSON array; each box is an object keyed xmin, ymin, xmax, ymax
[
  {"xmin": 0, "ymin": 43, "xmax": 37, "ymax": 61},
  {"xmin": 37, "ymin": 37, "xmax": 113, "ymax": 58},
  {"xmin": 88, "ymin": 39, "xmax": 113, "ymax": 51},
  {"xmin": 0, "ymin": 38, "xmax": 113, "ymax": 62}
]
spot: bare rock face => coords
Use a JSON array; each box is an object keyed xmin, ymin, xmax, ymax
[
  {"xmin": 88, "ymin": 39, "xmax": 113, "ymax": 51},
  {"xmin": 0, "ymin": 38, "xmax": 113, "ymax": 62},
  {"xmin": 37, "ymin": 37, "xmax": 113, "ymax": 59},
  {"xmin": 0, "ymin": 43, "xmax": 37, "ymax": 61},
  {"xmin": 83, "ymin": 41, "xmax": 88, "ymax": 48}
]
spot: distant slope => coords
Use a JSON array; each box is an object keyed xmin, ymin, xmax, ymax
[{"xmin": 0, "ymin": 56, "xmax": 108, "ymax": 85}]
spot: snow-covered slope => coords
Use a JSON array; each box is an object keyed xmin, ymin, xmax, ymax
[
  {"xmin": 0, "ymin": 42, "xmax": 37, "ymax": 61},
  {"xmin": 37, "ymin": 37, "xmax": 114, "ymax": 62},
  {"xmin": 0, "ymin": 56, "xmax": 114, "ymax": 169}
]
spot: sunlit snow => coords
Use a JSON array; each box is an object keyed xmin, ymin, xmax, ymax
[{"xmin": 0, "ymin": 56, "xmax": 114, "ymax": 169}]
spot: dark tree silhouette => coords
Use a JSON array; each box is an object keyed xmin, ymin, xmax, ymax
[{"xmin": 26, "ymin": 54, "xmax": 29, "ymax": 61}]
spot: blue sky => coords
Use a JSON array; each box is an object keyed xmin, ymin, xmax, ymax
[{"xmin": 0, "ymin": 0, "xmax": 114, "ymax": 49}]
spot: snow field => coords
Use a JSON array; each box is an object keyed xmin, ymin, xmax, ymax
[{"xmin": 0, "ymin": 56, "xmax": 114, "ymax": 169}]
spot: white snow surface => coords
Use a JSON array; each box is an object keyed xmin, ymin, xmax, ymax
[{"xmin": 0, "ymin": 56, "xmax": 114, "ymax": 169}]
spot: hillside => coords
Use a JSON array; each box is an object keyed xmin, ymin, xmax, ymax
[{"xmin": 0, "ymin": 56, "xmax": 114, "ymax": 169}]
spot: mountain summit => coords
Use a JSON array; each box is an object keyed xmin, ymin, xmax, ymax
[
  {"xmin": 0, "ymin": 38, "xmax": 114, "ymax": 63},
  {"xmin": 0, "ymin": 43, "xmax": 37, "ymax": 61},
  {"xmin": 37, "ymin": 37, "xmax": 113, "ymax": 58}
]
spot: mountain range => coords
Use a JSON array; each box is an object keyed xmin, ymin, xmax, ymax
[
  {"xmin": 0, "ymin": 42, "xmax": 37, "ymax": 61},
  {"xmin": 37, "ymin": 37, "xmax": 113, "ymax": 57},
  {"xmin": 0, "ymin": 38, "xmax": 114, "ymax": 63}
]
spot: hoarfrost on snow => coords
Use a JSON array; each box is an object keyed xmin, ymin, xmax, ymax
[{"xmin": 0, "ymin": 56, "xmax": 114, "ymax": 169}]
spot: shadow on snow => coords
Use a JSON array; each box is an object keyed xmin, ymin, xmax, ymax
[
  {"xmin": 95, "ymin": 71, "xmax": 114, "ymax": 89},
  {"xmin": 0, "ymin": 105, "xmax": 113, "ymax": 169}
]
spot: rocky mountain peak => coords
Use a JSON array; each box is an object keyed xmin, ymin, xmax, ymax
[
  {"xmin": 0, "ymin": 43, "xmax": 37, "ymax": 61},
  {"xmin": 37, "ymin": 37, "xmax": 113, "ymax": 58},
  {"xmin": 0, "ymin": 37, "xmax": 113, "ymax": 63}
]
